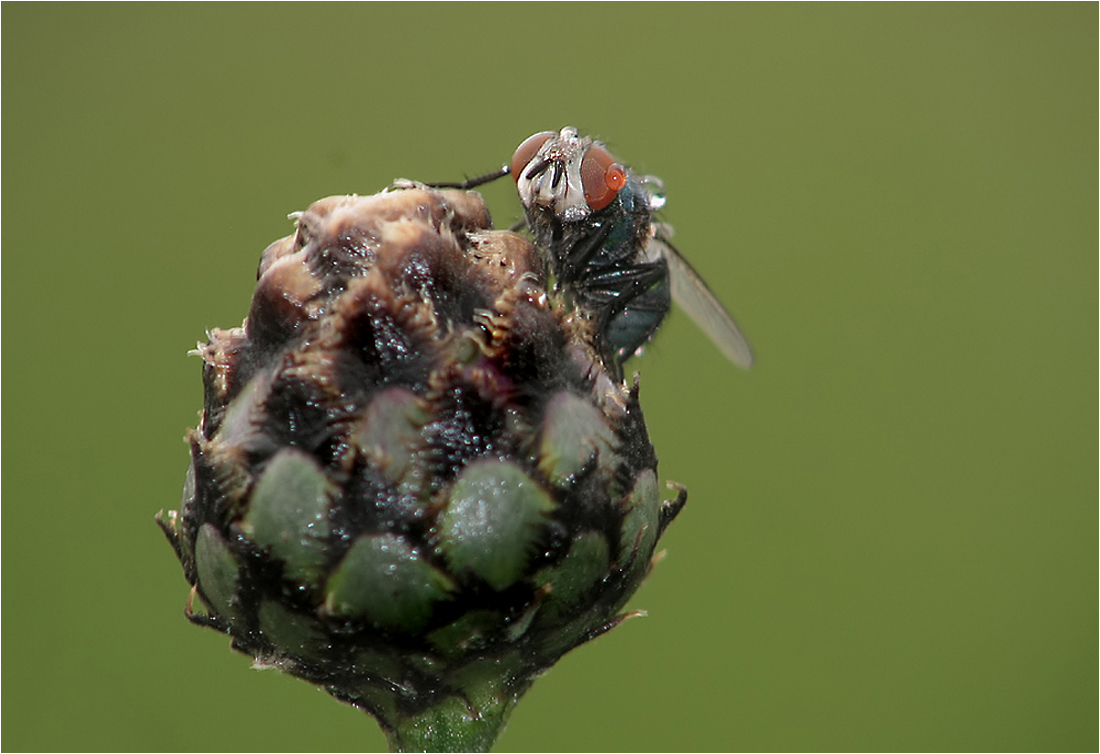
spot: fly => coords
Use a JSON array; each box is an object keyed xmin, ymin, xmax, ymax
[{"xmin": 433, "ymin": 127, "xmax": 753, "ymax": 372}]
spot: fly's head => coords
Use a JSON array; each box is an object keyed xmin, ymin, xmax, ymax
[{"xmin": 510, "ymin": 127, "xmax": 629, "ymax": 228}]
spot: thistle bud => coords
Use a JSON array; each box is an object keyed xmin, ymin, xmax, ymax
[{"xmin": 157, "ymin": 185, "xmax": 685, "ymax": 751}]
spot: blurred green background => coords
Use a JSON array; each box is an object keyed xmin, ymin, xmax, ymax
[{"xmin": 3, "ymin": 4, "xmax": 1095, "ymax": 751}]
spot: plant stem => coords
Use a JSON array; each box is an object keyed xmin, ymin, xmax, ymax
[
  {"xmin": 348, "ymin": 656, "xmax": 536, "ymax": 752},
  {"xmin": 382, "ymin": 696, "xmax": 517, "ymax": 753}
]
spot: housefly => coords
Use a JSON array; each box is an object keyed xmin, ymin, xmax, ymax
[{"xmin": 433, "ymin": 127, "xmax": 753, "ymax": 372}]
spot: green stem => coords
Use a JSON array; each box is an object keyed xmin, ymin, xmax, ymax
[
  {"xmin": 343, "ymin": 655, "xmax": 536, "ymax": 752},
  {"xmin": 382, "ymin": 694, "xmax": 518, "ymax": 753}
]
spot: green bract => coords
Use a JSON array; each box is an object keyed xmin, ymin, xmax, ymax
[{"xmin": 157, "ymin": 185, "xmax": 686, "ymax": 752}]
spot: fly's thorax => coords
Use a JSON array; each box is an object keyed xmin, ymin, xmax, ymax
[
  {"xmin": 587, "ymin": 174, "xmax": 655, "ymax": 268},
  {"xmin": 528, "ymin": 175, "xmax": 652, "ymax": 282}
]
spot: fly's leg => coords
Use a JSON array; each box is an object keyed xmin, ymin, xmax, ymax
[
  {"xmin": 557, "ymin": 221, "xmax": 614, "ymax": 287},
  {"xmin": 582, "ymin": 260, "xmax": 669, "ymax": 322},
  {"xmin": 572, "ymin": 260, "xmax": 671, "ymax": 367},
  {"xmin": 426, "ymin": 165, "xmax": 510, "ymax": 190},
  {"xmin": 422, "ymin": 166, "xmax": 526, "ymax": 230}
]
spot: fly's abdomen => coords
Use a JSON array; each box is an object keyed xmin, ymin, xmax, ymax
[{"xmin": 603, "ymin": 266, "xmax": 672, "ymax": 363}]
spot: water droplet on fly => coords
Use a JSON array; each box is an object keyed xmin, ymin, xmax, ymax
[{"xmin": 640, "ymin": 175, "xmax": 667, "ymax": 211}]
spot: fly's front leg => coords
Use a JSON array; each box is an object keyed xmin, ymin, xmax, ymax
[
  {"xmin": 557, "ymin": 221, "xmax": 614, "ymax": 288},
  {"xmin": 583, "ymin": 260, "xmax": 669, "ymax": 322},
  {"xmin": 425, "ymin": 165, "xmax": 510, "ymax": 190}
]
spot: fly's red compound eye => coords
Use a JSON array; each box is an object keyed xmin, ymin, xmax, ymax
[
  {"xmin": 580, "ymin": 145, "xmax": 627, "ymax": 211},
  {"xmin": 510, "ymin": 132, "xmax": 556, "ymax": 182}
]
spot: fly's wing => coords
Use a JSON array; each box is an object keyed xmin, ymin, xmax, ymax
[{"xmin": 651, "ymin": 234, "xmax": 754, "ymax": 369}]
